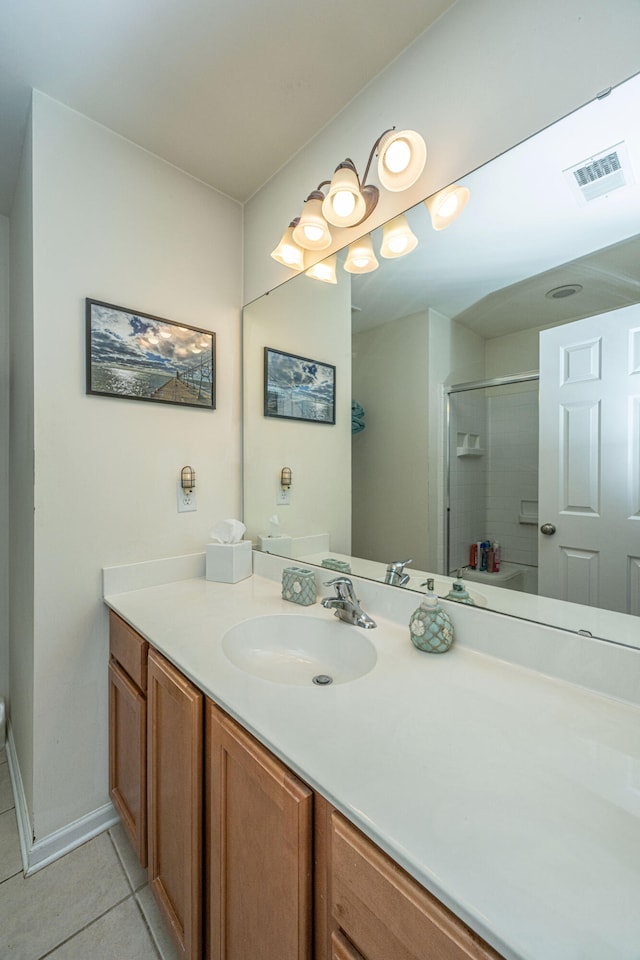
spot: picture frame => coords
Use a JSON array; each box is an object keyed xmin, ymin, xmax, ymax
[
  {"xmin": 86, "ymin": 299, "xmax": 215, "ymax": 409},
  {"xmin": 264, "ymin": 347, "xmax": 336, "ymax": 424}
]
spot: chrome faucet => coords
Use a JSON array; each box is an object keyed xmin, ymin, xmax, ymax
[
  {"xmin": 384, "ymin": 559, "xmax": 412, "ymax": 586},
  {"xmin": 321, "ymin": 577, "xmax": 377, "ymax": 629}
]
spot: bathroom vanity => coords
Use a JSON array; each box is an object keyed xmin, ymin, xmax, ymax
[{"xmin": 104, "ymin": 554, "xmax": 640, "ymax": 960}]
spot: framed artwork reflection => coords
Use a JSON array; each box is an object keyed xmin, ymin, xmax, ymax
[{"xmin": 264, "ymin": 347, "xmax": 336, "ymax": 424}]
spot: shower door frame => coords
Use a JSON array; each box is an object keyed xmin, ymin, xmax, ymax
[{"xmin": 444, "ymin": 372, "xmax": 539, "ymax": 577}]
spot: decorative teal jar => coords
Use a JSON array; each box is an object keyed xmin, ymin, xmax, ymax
[
  {"xmin": 445, "ymin": 570, "xmax": 475, "ymax": 605},
  {"xmin": 281, "ymin": 567, "xmax": 317, "ymax": 606},
  {"xmin": 409, "ymin": 579, "xmax": 454, "ymax": 653}
]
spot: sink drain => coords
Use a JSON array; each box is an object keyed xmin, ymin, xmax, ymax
[{"xmin": 312, "ymin": 674, "xmax": 333, "ymax": 686}]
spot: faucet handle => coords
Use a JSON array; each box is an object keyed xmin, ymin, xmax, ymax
[
  {"xmin": 387, "ymin": 558, "xmax": 412, "ymax": 572},
  {"xmin": 323, "ymin": 576, "xmax": 355, "ymax": 600}
]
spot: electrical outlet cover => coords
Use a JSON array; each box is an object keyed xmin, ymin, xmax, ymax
[{"xmin": 177, "ymin": 481, "xmax": 197, "ymax": 512}]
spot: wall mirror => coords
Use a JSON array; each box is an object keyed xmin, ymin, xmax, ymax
[{"xmin": 243, "ymin": 71, "xmax": 640, "ymax": 649}]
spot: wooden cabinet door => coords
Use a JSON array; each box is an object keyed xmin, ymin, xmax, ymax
[
  {"xmin": 147, "ymin": 649, "xmax": 203, "ymax": 960},
  {"xmin": 108, "ymin": 658, "xmax": 147, "ymax": 866},
  {"xmin": 206, "ymin": 699, "xmax": 313, "ymax": 960},
  {"xmin": 329, "ymin": 811, "xmax": 503, "ymax": 960}
]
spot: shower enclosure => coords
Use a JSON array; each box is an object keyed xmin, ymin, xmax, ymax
[{"xmin": 446, "ymin": 374, "xmax": 539, "ymax": 595}]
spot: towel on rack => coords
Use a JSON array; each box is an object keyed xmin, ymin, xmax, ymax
[{"xmin": 352, "ymin": 400, "xmax": 365, "ymax": 435}]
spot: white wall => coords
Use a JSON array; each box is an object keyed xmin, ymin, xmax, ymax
[
  {"xmin": 243, "ymin": 0, "xmax": 640, "ymax": 304},
  {"xmin": 13, "ymin": 92, "xmax": 243, "ymax": 840},
  {"xmin": 243, "ymin": 270, "xmax": 351, "ymax": 551},
  {"xmin": 484, "ymin": 327, "xmax": 542, "ymax": 378},
  {"xmin": 0, "ymin": 215, "xmax": 9, "ymax": 708},
  {"xmin": 352, "ymin": 312, "xmax": 430, "ymax": 568},
  {"xmin": 427, "ymin": 310, "xmax": 485, "ymax": 572},
  {"xmin": 9, "ymin": 116, "xmax": 35, "ymax": 813}
]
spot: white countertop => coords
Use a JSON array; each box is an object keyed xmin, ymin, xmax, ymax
[{"xmin": 104, "ymin": 563, "xmax": 640, "ymax": 960}]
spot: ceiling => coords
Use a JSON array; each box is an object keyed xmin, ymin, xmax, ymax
[
  {"xmin": 347, "ymin": 70, "xmax": 640, "ymax": 337},
  {"xmin": 0, "ymin": 0, "xmax": 456, "ymax": 217}
]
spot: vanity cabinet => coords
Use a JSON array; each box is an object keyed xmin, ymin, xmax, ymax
[
  {"xmin": 325, "ymin": 810, "xmax": 502, "ymax": 960},
  {"xmin": 147, "ymin": 648, "xmax": 203, "ymax": 960},
  {"xmin": 108, "ymin": 611, "xmax": 148, "ymax": 866},
  {"xmin": 108, "ymin": 611, "xmax": 504, "ymax": 960},
  {"xmin": 206, "ymin": 699, "xmax": 313, "ymax": 960}
]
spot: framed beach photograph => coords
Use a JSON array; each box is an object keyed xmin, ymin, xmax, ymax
[
  {"xmin": 264, "ymin": 347, "xmax": 336, "ymax": 424},
  {"xmin": 86, "ymin": 299, "xmax": 215, "ymax": 409}
]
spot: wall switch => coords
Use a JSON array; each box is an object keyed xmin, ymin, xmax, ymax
[
  {"xmin": 177, "ymin": 481, "xmax": 197, "ymax": 513},
  {"xmin": 276, "ymin": 488, "xmax": 291, "ymax": 506}
]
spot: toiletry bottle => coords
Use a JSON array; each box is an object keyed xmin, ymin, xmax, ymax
[
  {"xmin": 493, "ymin": 542, "xmax": 501, "ymax": 572},
  {"xmin": 409, "ymin": 579, "xmax": 454, "ymax": 653},
  {"xmin": 445, "ymin": 570, "xmax": 475, "ymax": 605}
]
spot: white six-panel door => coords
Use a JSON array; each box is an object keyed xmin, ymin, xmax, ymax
[{"xmin": 538, "ymin": 304, "xmax": 640, "ymax": 614}]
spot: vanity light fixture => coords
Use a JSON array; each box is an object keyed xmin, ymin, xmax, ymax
[
  {"xmin": 180, "ymin": 465, "xmax": 196, "ymax": 494},
  {"xmin": 344, "ymin": 235, "xmax": 379, "ymax": 274},
  {"xmin": 377, "ymin": 129, "xmax": 428, "ymax": 192},
  {"xmin": 322, "ymin": 160, "xmax": 369, "ymax": 228},
  {"xmin": 271, "ymin": 219, "xmax": 305, "ymax": 270},
  {"xmin": 305, "ymin": 253, "xmax": 338, "ymax": 284},
  {"xmin": 280, "ymin": 467, "xmax": 292, "ymax": 488},
  {"xmin": 273, "ymin": 127, "xmax": 427, "ymax": 262},
  {"xmin": 424, "ymin": 184, "xmax": 470, "ymax": 230},
  {"xmin": 379, "ymin": 214, "xmax": 418, "ymax": 259},
  {"xmin": 292, "ymin": 193, "xmax": 333, "ymax": 251}
]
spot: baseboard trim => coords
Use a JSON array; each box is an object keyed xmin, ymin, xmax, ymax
[{"xmin": 6, "ymin": 722, "xmax": 119, "ymax": 876}]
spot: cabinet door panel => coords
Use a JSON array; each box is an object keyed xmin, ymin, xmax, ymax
[
  {"xmin": 206, "ymin": 699, "xmax": 313, "ymax": 960},
  {"xmin": 332, "ymin": 930, "xmax": 366, "ymax": 960},
  {"xmin": 108, "ymin": 658, "xmax": 147, "ymax": 866},
  {"xmin": 148, "ymin": 649, "xmax": 203, "ymax": 960},
  {"xmin": 109, "ymin": 611, "xmax": 148, "ymax": 691},
  {"xmin": 331, "ymin": 812, "xmax": 502, "ymax": 960}
]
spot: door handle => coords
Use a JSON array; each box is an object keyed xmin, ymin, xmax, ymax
[{"xmin": 540, "ymin": 523, "xmax": 556, "ymax": 536}]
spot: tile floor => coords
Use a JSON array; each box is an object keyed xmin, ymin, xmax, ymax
[{"xmin": 0, "ymin": 746, "xmax": 180, "ymax": 960}]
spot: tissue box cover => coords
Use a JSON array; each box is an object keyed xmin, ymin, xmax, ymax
[
  {"xmin": 281, "ymin": 567, "xmax": 316, "ymax": 606},
  {"xmin": 206, "ymin": 540, "xmax": 252, "ymax": 583}
]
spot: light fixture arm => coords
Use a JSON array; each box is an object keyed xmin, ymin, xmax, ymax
[{"xmin": 361, "ymin": 127, "xmax": 395, "ymax": 187}]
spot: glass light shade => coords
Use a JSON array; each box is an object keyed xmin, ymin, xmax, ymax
[
  {"xmin": 180, "ymin": 465, "xmax": 195, "ymax": 493},
  {"xmin": 292, "ymin": 196, "xmax": 332, "ymax": 250},
  {"xmin": 379, "ymin": 214, "xmax": 419, "ymax": 259},
  {"xmin": 344, "ymin": 235, "xmax": 379, "ymax": 274},
  {"xmin": 322, "ymin": 165, "xmax": 367, "ymax": 227},
  {"xmin": 305, "ymin": 253, "xmax": 338, "ymax": 284},
  {"xmin": 270, "ymin": 225, "xmax": 305, "ymax": 270},
  {"xmin": 377, "ymin": 130, "xmax": 427, "ymax": 192},
  {"xmin": 425, "ymin": 185, "xmax": 470, "ymax": 230}
]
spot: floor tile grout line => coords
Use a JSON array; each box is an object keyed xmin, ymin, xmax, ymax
[
  {"xmin": 106, "ymin": 826, "xmax": 139, "ymax": 894},
  {"xmin": 35, "ymin": 892, "xmax": 136, "ymax": 960},
  {"xmin": 0, "ymin": 865, "xmax": 23, "ymax": 886},
  {"xmin": 106, "ymin": 828, "xmax": 163, "ymax": 957},
  {"xmin": 132, "ymin": 891, "xmax": 165, "ymax": 960}
]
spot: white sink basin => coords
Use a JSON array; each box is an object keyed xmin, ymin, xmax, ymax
[{"xmin": 222, "ymin": 615, "xmax": 377, "ymax": 686}]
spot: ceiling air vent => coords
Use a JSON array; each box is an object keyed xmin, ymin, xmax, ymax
[{"xmin": 564, "ymin": 142, "xmax": 633, "ymax": 203}]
